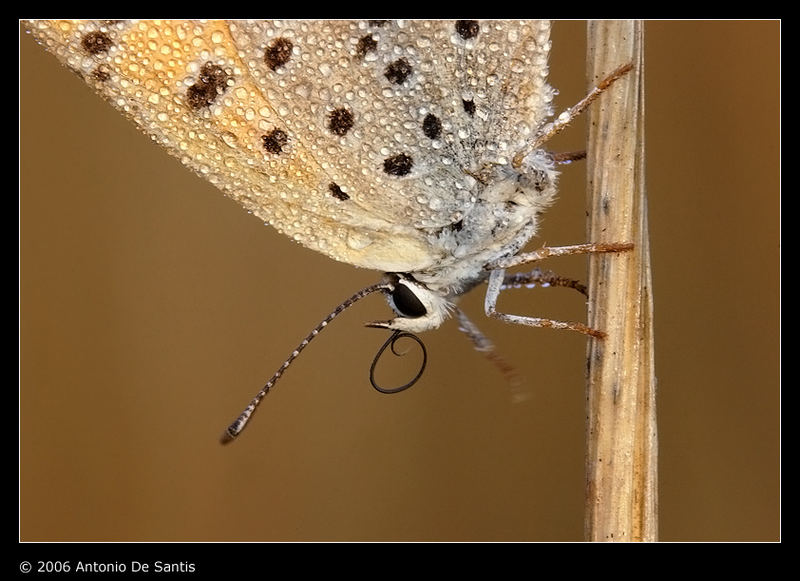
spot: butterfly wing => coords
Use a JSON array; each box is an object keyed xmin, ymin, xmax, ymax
[{"xmin": 24, "ymin": 20, "xmax": 553, "ymax": 273}]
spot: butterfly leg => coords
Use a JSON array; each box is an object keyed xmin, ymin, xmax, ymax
[
  {"xmin": 551, "ymin": 150, "xmax": 587, "ymax": 164},
  {"xmin": 484, "ymin": 242, "xmax": 633, "ymax": 338},
  {"xmin": 491, "ymin": 242, "xmax": 633, "ymax": 270},
  {"xmin": 501, "ymin": 267, "xmax": 589, "ymax": 297},
  {"xmin": 513, "ymin": 63, "xmax": 634, "ymax": 169},
  {"xmin": 456, "ymin": 307, "xmax": 522, "ymax": 386},
  {"xmin": 485, "ymin": 268, "xmax": 604, "ymax": 338}
]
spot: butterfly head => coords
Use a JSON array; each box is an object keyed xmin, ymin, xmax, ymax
[{"xmin": 368, "ymin": 273, "xmax": 453, "ymax": 334}]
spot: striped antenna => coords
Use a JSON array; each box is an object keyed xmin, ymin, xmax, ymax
[{"xmin": 221, "ymin": 282, "xmax": 390, "ymax": 444}]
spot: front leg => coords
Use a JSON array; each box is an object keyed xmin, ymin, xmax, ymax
[
  {"xmin": 489, "ymin": 242, "xmax": 633, "ymax": 270},
  {"xmin": 485, "ymin": 268, "xmax": 604, "ymax": 338},
  {"xmin": 484, "ymin": 242, "xmax": 633, "ymax": 338}
]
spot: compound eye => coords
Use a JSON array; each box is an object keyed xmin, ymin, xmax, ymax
[{"xmin": 391, "ymin": 283, "xmax": 427, "ymax": 318}]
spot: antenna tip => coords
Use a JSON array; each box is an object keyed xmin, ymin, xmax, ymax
[{"xmin": 219, "ymin": 428, "xmax": 238, "ymax": 445}]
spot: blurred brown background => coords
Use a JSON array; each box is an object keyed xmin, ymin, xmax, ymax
[{"xmin": 20, "ymin": 21, "xmax": 779, "ymax": 542}]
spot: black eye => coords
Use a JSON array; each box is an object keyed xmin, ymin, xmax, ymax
[{"xmin": 392, "ymin": 284, "xmax": 427, "ymax": 318}]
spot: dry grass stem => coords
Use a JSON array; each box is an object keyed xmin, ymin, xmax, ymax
[{"xmin": 584, "ymin": 20, "xmax": 658, "ymax": 542}]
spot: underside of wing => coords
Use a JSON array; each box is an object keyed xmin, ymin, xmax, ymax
[{"xmin": 24, "ymin": 20, "xmax": 553, "ymax": 273}]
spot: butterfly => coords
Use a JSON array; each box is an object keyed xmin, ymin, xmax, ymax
[{"xmin": 24, "ymin": 20, "xmax": 632, "ymax": 442}]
